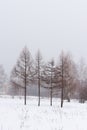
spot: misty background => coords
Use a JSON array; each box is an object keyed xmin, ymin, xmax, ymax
[{"xmin": 0, "ymin": 0, "xmax": 87, "ymax": 74}]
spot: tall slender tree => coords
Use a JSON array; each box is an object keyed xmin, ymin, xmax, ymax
[
  {"xmin": 10, "ymin": 46, "xmax": 33, "ymax": 105},
  {"xmin": 55, "ymin": 51, "xmax": 65, "ymax": 108},
  {"xmin": 42, "ymin": 59, "xmax": 55, "ymax": 106},
  {"xmin": 55, "ymin": 52, "xmax": 76, "ymax": 107},
  {"xmin": 35, "ymin": 50, "xmax": 43, "ymax": 106},
  {"xmin": 60, "ymin": 52, "xmax": 64, "ymax": 108}
]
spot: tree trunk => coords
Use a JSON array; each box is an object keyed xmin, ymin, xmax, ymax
[
  {"xmin": 61, "ymin": 57, "xmax": 64, "ymax": 108},
  {"xmin": 61, "ymin": 84, "xmax": 63, "ymax": 107},
  {"xmin": 24, "ymin": 56, "xmax": 27, "ymax": 105},
  {"xmin": 50, "ymin": 87, "xmax": 52, "ymax": 106},
  {"xmin": 24, "ymin": 81, "xmax": 26, "ymax": 105},
  {"xmin": 38, "ymin": 77, "xmax": 40, "ymax": 106}
]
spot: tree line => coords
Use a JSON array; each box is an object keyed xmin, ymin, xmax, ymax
[{"xmin": 0, "ymin": 46, "xmax": 87, "ymax": 107}]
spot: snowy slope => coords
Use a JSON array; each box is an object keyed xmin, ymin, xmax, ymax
[{"xmin": 0, "ymin": 96, "xmax": 87, "ymax": 130}]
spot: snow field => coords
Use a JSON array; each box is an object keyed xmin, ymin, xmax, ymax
[{"xmin": 0, "ymin": 97, "xmax": 87, "ymax": 130}]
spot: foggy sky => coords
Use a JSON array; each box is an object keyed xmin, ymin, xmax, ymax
[{"xmin": 0, "ymin": 0, "xmax": 87, "ymax": 74}]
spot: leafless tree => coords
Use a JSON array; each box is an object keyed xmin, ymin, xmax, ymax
[
  {"xmin": 10, "ymin": 46, "xmax": 33, "ymax": 105},
  {"xmin": 42, "ymin": 59, "xmax": 55, "ymax": 106},
  {"xmin": 56, "ymin": 52, "xmax": 76, "ymax": 107},
  {"xmin": 35, "ymin": 50, "xmax": 43, "ymax": 106},
  {"xmin": 77, "ymin": 59, "xmax": 87, "ymax": 103}
]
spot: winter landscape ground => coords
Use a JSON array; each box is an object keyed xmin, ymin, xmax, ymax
[{"xmin": 0, "ymin": 96, "xmax": 87, "ymax": 130}]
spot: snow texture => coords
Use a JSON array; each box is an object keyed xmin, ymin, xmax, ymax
[{"xmin": 0, "ymin": 96, "xmax": 87, "ymax": 130}]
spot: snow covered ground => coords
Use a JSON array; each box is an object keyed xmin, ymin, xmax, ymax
[{"xmin": 0, "ymin": 96, "xmax": 87, "ymax": 130}]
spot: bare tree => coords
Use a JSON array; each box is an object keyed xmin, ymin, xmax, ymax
[
  {"xmin": 42, "ymin": 59, "xmax": 55, "ymax": 106},
  {"xmin": 56, "ymin": 52, "xmax": 76, "ymax": 107},
  {"xmin": 77, "ymin": 59, "xmax": 87, "ymax": 103},
  {"xmin": 10, "ymin": 46, "xmax": 33, "ymax": 105},
  {"xmin": 60, "ymin": 52, "xmax": 65, "ymax": 108},
  {"xmin": 63, "ymin": 54, "xmax": 76, "ymax": 102},
  {"xmin": 35, "ymin": 50, "xmax": 43, "ymax": 106}
]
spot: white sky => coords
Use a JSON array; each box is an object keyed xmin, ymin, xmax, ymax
[{"xmin": 0, "ymin": 0, "xmax": 87, "ymax": 74}]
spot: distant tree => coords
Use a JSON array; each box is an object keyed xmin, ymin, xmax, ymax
[
  {"xmin": 77, "ymin": 59, "xmax": 87, "ymax": 103},
  {"xmin": 63, "ymin": 54, "xmax": 76, "ymax": 102},
  {"xmin": 42, "ymin": 59, "xmax": 55, "ymax": 106},
  {"xmin": 35, "ymin": 50, "xmax": 43, "ymax": 106},
  {"xmin": 79, "ymin": 84, "xmax": 87, "ymax": 103},
  {"xmin": 78, "ymin": 59, "xmax": 87, "ymax": 82},
  {"xmin": 0, "ymin": 65, "xmax": 7, "ymax": 94},
  {"xmin": 10, "ymin": 46, "xmax": 33, "ymax": 105}
]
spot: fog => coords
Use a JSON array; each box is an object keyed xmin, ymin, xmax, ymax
[{"xmin": 0, "ymin": 0, "xmax": 87, "ymax": 74}]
